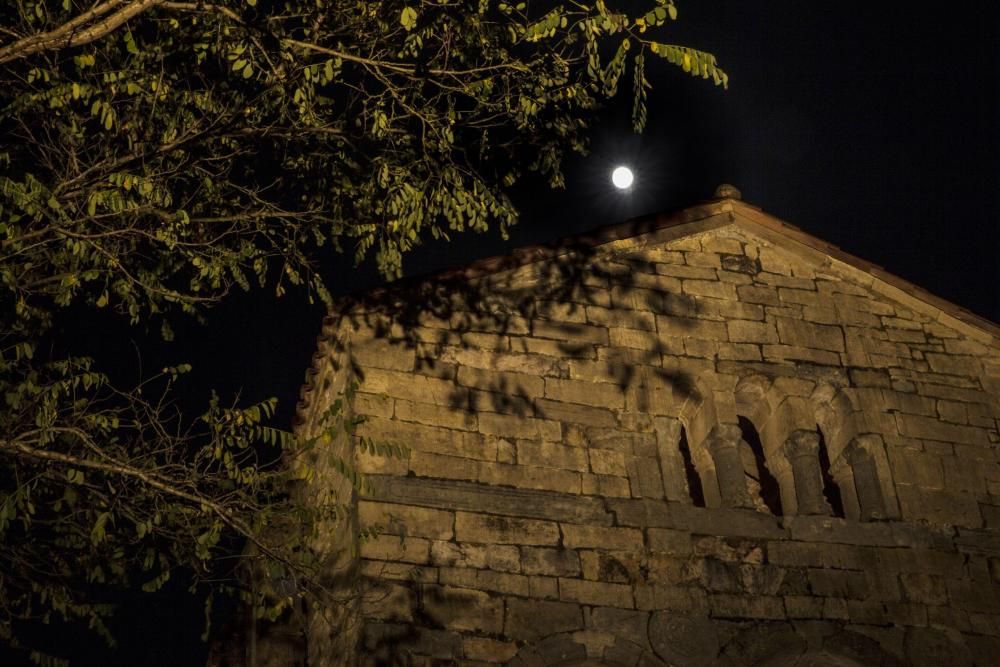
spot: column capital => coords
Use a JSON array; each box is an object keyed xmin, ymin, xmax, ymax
[
  {"xmin": 844, "ymin": 436, "xmax": 877, "ymax": 465},
  {"xmin": 706, "ymin": 423, "xmax": 742, "ymax": 451},
  {"xmin": 783, "ymin": 429, "xmax": 820, "ymax": 459}
]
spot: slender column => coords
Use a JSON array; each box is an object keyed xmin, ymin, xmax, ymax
[
  {"xmin": 846, "ymin": 440, "xmax": 887, "ymax": 521},
  {"xmin": 706, "ymin": 424, "xmax": 753, "ymax": 509},
  {"xmin": 829, "ymin": 456, "xmax": 861, "ymax": 520},
  {"xmin": 783, "ymin": 429, "xmax": 830, "ymax": 516},
  {"xmin": 654, "ymin": 417, "xmax": 691, "ymax": 504}
]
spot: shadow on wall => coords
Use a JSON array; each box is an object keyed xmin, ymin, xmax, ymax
[{"xmin": 322, "ymin": 230, "xmax": 708, "ymax": 416}]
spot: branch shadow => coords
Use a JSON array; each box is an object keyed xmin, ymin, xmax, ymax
[{"xmin": 321, "ymin": 226, "xmax": 703, "ymax": 422}]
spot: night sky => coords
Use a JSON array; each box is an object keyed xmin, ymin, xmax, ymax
[{"xmin": 27, "ymin": 2, "xmax": 999, "ymax": 663}]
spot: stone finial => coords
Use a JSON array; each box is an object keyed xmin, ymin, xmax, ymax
[{"xmin": 713, "ymin": 183, "xmax": 742, "ymax": 200}]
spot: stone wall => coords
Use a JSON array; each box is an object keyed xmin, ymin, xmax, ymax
[{"xmin": 304, "ymin": 204, "xmax": 1000, "ymax": 665}]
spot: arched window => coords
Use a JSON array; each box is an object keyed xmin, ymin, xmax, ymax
[
  {"xmin": 816, "ymin": 426, "xmax": 845, "ymax": 518},
  {"xmin": 677, "ymin": 426, "xmax": 705, "ymax": 507},
  {"xmin": 738, "ymin": 416, "xmax": 782, "ymax": 516}
]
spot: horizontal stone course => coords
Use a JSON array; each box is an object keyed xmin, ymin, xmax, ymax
[
  {"xmin": 439, "ymin": 567, "xmax": 530, "ymax": 596},
  {"xmin": 371, "ymin": 477, "xmax": 614, "ymax": 525},
  {"xmin": 561, "ymin": 524, "xmax": 644, "ymax": 551},
  {"xmin": 478, "ymin": 461, "xmax": 583, "ymax": 494},
  {"xmin": 558, "ymin": 577, "xmax": 634, "ymax": 608},
  {"xmin": 360, "ymin": 501, "xmax": 455, "ymax": 540},
  {"xmin": 456, "ymin": 365, "xmax": 544, "ymax": 397},
  {"xmin": 455, "ymin": 512, "xmax": 560, "ymax": 546},
  {"xmin": 531, "ymin": 320, "xmax": 609, "ymax": 345},
  {"xmin": 544, "ymin": 377, "xmax": 625, "ymax": 408},
  {"xmin": 774, "ymin": 317, "xmax": 845, "ymax": 352},
  {"xmin": 359, "ymin": 367, "xmax": 463, "ymax": 406},
  {"xmin": 430, "ymin": 541, "xmax": 520, "ymax": 573},
  {"xmin": 517, "ymin": 440, "xmax": 589, "ymax": 472}
]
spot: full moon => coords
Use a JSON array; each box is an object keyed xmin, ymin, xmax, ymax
[{"xmin": 611, "ymin": 166, "xmax": 634, "ymax": 190}]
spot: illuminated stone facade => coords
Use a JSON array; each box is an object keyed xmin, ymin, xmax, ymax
[{"xmin": 286, "ymin": 193, "xmax": 1000, "ymax": 665}]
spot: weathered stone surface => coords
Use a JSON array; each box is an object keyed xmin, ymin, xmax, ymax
[
  {"xmin": 727, "ymin": 320, "xmax": 778, "ymax": 344},
  {"xmin": 534, "ymin": 398, "xmax": 618, "ymax": 427},
  {"xmin": 673, "ymin": 505, "xmax": 786, "ymax": 540},
  {"xmin": 784, "ymin": 516, "xmax": 896, "ymax": 546},
  {"xmin": 456, "ymin": 365, "xmax": 545, "ymax": 397},
  {"xmin": 364, "ymin": 623, "xmax": 463, "ymax": 661},
  {"xmin": 517, "ymin": 440, "xmax": 589, "ymax": 471},
  {"xmin": 899, "ymin": 573, "xmax": 948, "ymax": 605},
  {"xmin": 477, "ymin": 461, "xmax": 582, "ymax": 494},
  {"xmin": 356, "ymin": 416, "xmax": 493, "ymax": 460},
  {"xmin": 439, "ymin": 567, "xmax": 530, "ymax": 596},
  {"xmin": 708, "ymin": 593, "xmax": 786, "ymax": 620},
  {"xmin": 371, "ymin": 476, "xmax": 613, "ymax": 525},
  {"xmin": 420, "ymin": 585, "xmax": 504, "ymax": 633},
  {"xmin": 463, "ymin": 636, "xmax": 519, "ymax": 662},
  {"xmin": 603, "ymin": 499, "xmax": 674, "ymax": 530},
  {"xmin": 895, "ymin": 413, "xmax": 990, "ymax": 445},
  {"xmin": 430, "ymin": 541, "xmax": 520, "ymax": 573},
  {"xmin": 905, "ymin": 627, "xmax": 974, "ymax": 667},
  {"xmin": 407, "ymin": 450, "xmax": 477, "ymax": 480},
  {"xmin": 522, "ymin": 547, "xmax": 582, "ymax": 577},
  {"xmin": 762, "ymin": 344, "xmax": 841, "ymax": 366},
  {"xmin": 648, "ymin": 613, "xmax": 719, "ymax": 667},
  {"xmin": 896, "ymin": 485, "xmax": 983, "ymax": 527},
  {"xmin": 455, "ymin": 512, "xmax": 560, "ymax": 546},
  {"xmin": 359, "ymin": 367, "xmax": 463, "ymax": 406},
  {"xmin": 808, "ymin": 568, "xmax": 869, "ymax": 599},
  {"xmin": 582, "ymin": 473, "xmax": 632, "ymax": 498},
  {"xmin": 545, "ymin": 377, "xmax": 625, "ymax": 408},
  {"xmin": 351, "ymin": 338, "xmax": 417, "ymax": 371},
  {"xmin": 362, "ymin": 534, "xmax": 431, "ymax": 564},
  {"xmin": 394, "ymin": 398, "xmax": 477, "ymax": 430},
  {"xmin": 562, "ymin": 524, "xmax": 644, "ymax": 550},
  {"xmin": 559, "ymin": 577, "xmax": 635, "ymax": 608},
  {"xmin": 505, "ymin": 598, "xmax": 583, "ymax": 641},
  {"xmin": 774, "ymin": 317, "xmax": 845, "ymax": 352},
  {"xmin": 363, "ymin": 582, "xmax": 415, "ymax": 621},
  {"xmin": 589, "ymin": 447, "xmax": 629, "ymax": 476},
  {"xmin": 532, "ymin": 320, "xmax": 610, "ymax": 345},
  {"xmin": 359, "ymin": 501, "xmax": 454, "ymax": 540}
]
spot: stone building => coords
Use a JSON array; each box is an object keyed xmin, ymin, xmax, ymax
[{"xmin": 285, "ymin": 188, "xmax": 1000, "ymax": 665}]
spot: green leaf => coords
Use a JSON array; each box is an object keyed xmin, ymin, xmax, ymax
[{"xmin": 400, "ymin": 7, "xmax": 418, "ymax": 31}]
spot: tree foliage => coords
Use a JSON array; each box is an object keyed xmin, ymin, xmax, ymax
[{"xmin": 0, "ymin": 0, "xmax": 726, "ymax": 661}]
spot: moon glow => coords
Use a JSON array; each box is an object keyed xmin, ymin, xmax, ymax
[{"xmin": 611, "ymin": 166, "xmax": 634, "ymax": 190}]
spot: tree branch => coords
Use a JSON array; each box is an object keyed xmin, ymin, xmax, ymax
[
  {"xmin": 0, "ymin": 0, "xmax": 163, "ymax": 64},
  {"xmin": 2, "ymin": 430, "xmax": 292, "ymax": 573}
]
